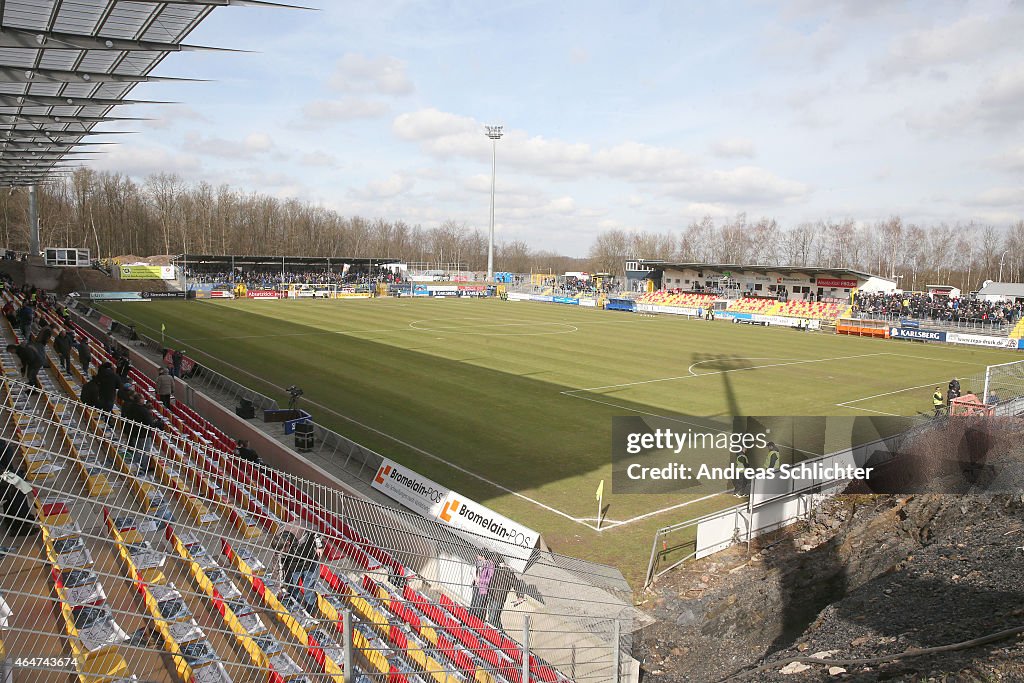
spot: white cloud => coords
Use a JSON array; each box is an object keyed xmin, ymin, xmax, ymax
[
  {"xmin": 144, "ymin": 105, "xmax": 210, "ymax": 130},
  {"xmin": 991, "ymin": 147, "xmax": 1024, "ymax": 173},
  {"xmin": 393, "ymin": 108, "xmax": 805, "ymax": 205},
  {"xmin": 329, "ymin": 53, "xmax": 414, "ymax": 95},
  {"xmin": 349, "ymin": 173, "xmax": 415, "ymax": 200},
  {"xmin": 569, "ymin": 47, "xmax": 591, "ymax": 65},
  {"xmin": 966, "ymin": 187, "xmax": 1024, "ymax": 208},
  {"xmin": 710, "ymin": 137, "xmax": 756, "ymax": 159},
  {"xmin": 181, "ymin": 131, "xmax": 281, "ymax": 160},
  {"xmin": 393, "ymin": 108, "xmax": 478, "ymax": 147},
  {"xmin": 301, "ymin": 98, "xmax": 391, "ymax": 123},
  {"xmin": 300, "ymin": 151, "xmax": 339, "ymax": 167},
  {"xmin": 904, "ymin": 63, "xmax": 1024, "ymax": 134},
  {"xmin": 666, "ymin": 166, "xmax": 810, "ymax": 204},
  {"xmin": 683, "ymin": 202, "xmax": 733, "ymax": 218},
  {"xmin": 90, "ymin": 143, "xmax": 202, "ymax": 177},
  {"xmin": 874, "ymin": 14, "xmax": 1024, "ymax": 78}
]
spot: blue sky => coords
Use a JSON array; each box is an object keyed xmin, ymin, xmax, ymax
[{"xmin": 95, "ymin": 0, "xmax": 1024, "ymax": 255}]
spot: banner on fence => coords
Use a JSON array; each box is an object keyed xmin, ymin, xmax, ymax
[
  {"xmin": 636, "ymin": 303, "xmax": 699, "ymax": 316},
  {"xmin": 98, "ymin": 315, "xmax": 113, "ymax": 332},
  {"xmin": 119, "ymin": 265, "xmax": 175, "ymax": 280},
  {"xmin": 945, "ymin": 332, "xmax": 1018, "ymax": 349},
  {"xmin": 209, "ymin": 290, "xmax": 235, "ymax": 299},
  {"xmin": 815, "ymin": 278, "xmax": 857, "ymax": 289},
  {"xmin": 143, "ymin": 291, "xmax": 186, "ymax": 299},
  {"xmin": 372, "ymin": 458, "xmax": 539, "ymax": 572},
  {"xmin": 552, "ymin": 296, "xmax": 579, "ymax": 305},
  {"xmin": 889, "ymin": 326, "xmax": 946, "ymax": 342},
  {"xmin": 246, "ymin": 289, "xmax": 280, "ymax": 300}
]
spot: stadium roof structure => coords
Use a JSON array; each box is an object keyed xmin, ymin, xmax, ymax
[
  {"xmin": 630, "ymin": 259, "xmax": 893, "ymax": 282},
  {"xmin": 0, "ymin": 0, "xmax": 310, "ymax": 187},
  {"xmin": 977, "ymin": 281, "xmax": 1024, "ymax": 298},
  {"xmin": 174, "ymin": 253, "xmax": 403, "ymax": 268}
]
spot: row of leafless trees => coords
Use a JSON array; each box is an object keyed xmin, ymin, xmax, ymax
[
  {"xmin": 589, "ymin": 215, "xmax": 1024, "ymax": 293},
  {"xmin": 1, "ymin": 169, "xmax": 587, "ymax": 274},
  {"xmin": 2, "ymin": 169, "xmax": 1020, "ymax": 292}
]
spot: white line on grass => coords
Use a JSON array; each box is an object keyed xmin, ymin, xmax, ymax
[
  {"xmin": 564, "ymin": 353, "xmax": 887, "ymax": 394},
  {"xmin": 107, "ymin": 315, "xmax": 605, "ymax": 531},
  {"xmin": 585, "ymin": 492, "xmax": 726, "ymax": 529},
  {"xmin": 834, "ymin": 378, "xmax": 966, "ymax": 417}
]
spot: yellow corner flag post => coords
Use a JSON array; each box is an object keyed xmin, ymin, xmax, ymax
[
  {"xmin": 596, "ymin": 479, "xmax": 604, "ymax": 530},
  {"xmin": 161, "ymin": 322, "xmax": 166, "ymax": 345}
]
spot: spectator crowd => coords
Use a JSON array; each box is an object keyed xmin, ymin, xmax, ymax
[
  {"xmin": 853, "ymin": 291, "xmax": 1023, "ymax": 327},
  {"xmin": 186, "ymin": 267, "xmax": 403, "ymax": 290}
]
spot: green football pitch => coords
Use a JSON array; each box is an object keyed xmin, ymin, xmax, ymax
[{"xmin": 95, "ymin": 297, "xmax": 1020, "ymax": 587}]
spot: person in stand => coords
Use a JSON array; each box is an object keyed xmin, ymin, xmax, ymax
[
  {"xmin": 155, "ymin": 368, "xmax": 174, "ymax": 409},
  {"xmin": 115, "ymin": 350, "xmax": 131, "ymax": 381},
  {"xmin": 933, "ymin": 387, "xmax": 945, "ymax": 418},
  {"xmin": 0, "ymin": 439, "xmax": 36, "ymax": 537},
  {"xmin": 171, "ymin": 349, "xmax": 184, "ymax": 378},
  {"xmin": 80, "ymin": 375, "xmax": 102, "ymax": 409},
  {"xmin": 16, "ymin": 303, "xmax": 33, "ymax": 340},
  {"xmin": 469, "ymin": 552, "xmax": 494, "ymax": 622},
  {"xmin": 234, "ymin": 439, "xmax": 261, "ymax": 464},
  {"xmin": 53, "ymin": 328, "xmax": 73, "ymax": 374},
  {"xmin": 2, "ymin": 300, "xmax": 15, "ymax": 327},
  {"xmin": 486, "ymin": 559, "xmax": 526, "ymax": 627},
  {"xmin": 273, "ymin": 529, "xmax": 323, "ymax": 614},
  {"xmin": 77, "ymin": 336, "xmax": 92, "ymax": 377},
  {"xmin": 95, "ymin": 361, "xmax": 120, "ymax": 415},
  {"xmin": 121, "ymin": 392, "xmax": 164, "ymax": 471},
  {"xmin": 32, "ymin": 319, "xmax": 52, "ymax": 350},
  {"xmin": 6, "ymin": 342, "xmax": 42, "ymax": 388},
  {"xmin": 948, "ymin": 378, "xmax": 961, "ymax": 407},
  {"xmin": 764, "ymin": 442, "xmax": 781, "ymax": 470}
]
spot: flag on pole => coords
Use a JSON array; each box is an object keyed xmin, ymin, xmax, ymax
[
  {"xmin": 596, "ymin": 479, "xmax": 604, "ymax": 501},
  {"xmin": 161, "ymin": 323, "xmax": 166, "ymax": 334}
]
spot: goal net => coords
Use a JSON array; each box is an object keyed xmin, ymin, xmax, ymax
[{"xmin": 981, "ymin": 359, "xmax": 1024, "ymax": 415}]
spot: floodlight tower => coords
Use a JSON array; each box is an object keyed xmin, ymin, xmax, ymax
[{"xmin": 485, "ymin": 125, "xmax": 503, "ymax": 282}]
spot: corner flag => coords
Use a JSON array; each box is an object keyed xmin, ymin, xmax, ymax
[{"xmin": 595, "ymin": 480, "xmax": 604, "ymax": 501}]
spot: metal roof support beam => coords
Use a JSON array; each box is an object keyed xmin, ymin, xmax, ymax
[
  {"xmin": 0, "ymin": 26, "xmax": 244, "ymax": 53},
  {"xmin": 0, "ymin": 128, "xmax": 136, "ymax": 137},
  {"xmin": 137, "ymin": 0, "xmax": 316, "ymax": 9},
  {"xmin": 0, "ymin": 65, "xmax": 205, "ymax": 84},
  {"xmin": 0, "ymin": 93, "xmax": 172, "ymax": 108},
  {"xmin": 0, "ymin": 114, "xmax": 148, "ymax": 124}
]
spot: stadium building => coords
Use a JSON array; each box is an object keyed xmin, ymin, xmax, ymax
[{"xmin": 626, "ymin": 260, "xmax": 898, "ymax": 301}]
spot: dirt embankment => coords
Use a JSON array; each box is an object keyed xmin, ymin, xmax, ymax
[{"xmin": 636, "ymin": 421, "xmax": 1024, "ymax": 682}]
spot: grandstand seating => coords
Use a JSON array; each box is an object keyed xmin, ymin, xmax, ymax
[
  {"xmin": 0, "ymin": 291, "xmax": 575, "ymax": 683},
  {"xmin": 637, "ymin": 291, "xmax": 717, "ymax": 308},
  {"xmin": 725, "ymin": 298, "xmax": 780, "ymax": 315},
  {"xmin": 774, "ymin": 300, "xmax": 844, "ymax": 322}
]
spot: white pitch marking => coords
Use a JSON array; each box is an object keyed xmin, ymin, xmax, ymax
[
  {"xmin": 592, "ymin": 492, "xmax": 726, "ymax": 529},
  {"xmin": 565, "ymin": 353, "xmax": 887, "ymax": 394}
]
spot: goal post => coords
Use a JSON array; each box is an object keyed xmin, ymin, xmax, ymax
[{"xmin": 980, "ymin": 359, "xmax": 1024, "ymax": 415}]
